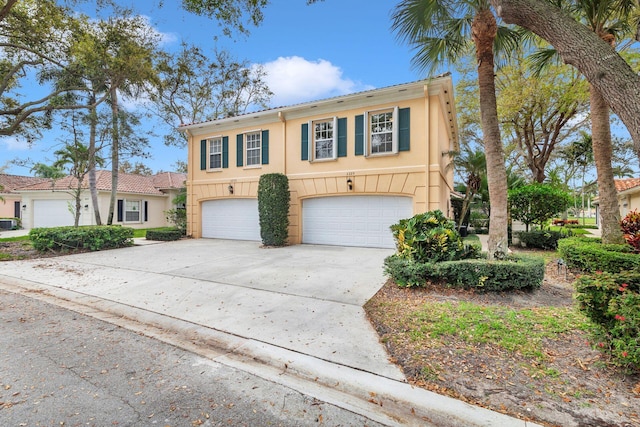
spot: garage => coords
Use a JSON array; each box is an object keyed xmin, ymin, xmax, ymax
[
  {"xmin": 33, "ymin": 199, "xmax": 75, "ymax": 228},
  {"xmin": 302, "ymin": 195, "xmax": 413, "ymax": 248},
  {"xmin": 201, "ymin": 199, "xmax": 260, "ymax": 241}
]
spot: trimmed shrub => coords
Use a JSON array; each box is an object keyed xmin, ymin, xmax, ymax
[
  {"xmin": 258, "ymin": 173, "xmax": 290, "ymax": 246},
  {"xmin": 575, "ymin": 272, "xmax": 640, "ymax": 370},
  {"xmin": 29, "ymin": 226, "xmax": 134, "ymax": 252},
  {"xmin": 508, "ymin": 183, "xmax": 571, "ymax": 231},
  {"xmin": 390, "ymin": 210, "xmax": 478, "ymax": 263},
  {"xmin": 146, "ymin": 228, "xmax": 182, "ymax": 241},
  {"xmin": 557, "ymin": 237, "xmax": 639, "ymax": 273},
  {"xmin": 384, "ymin": 253, "xmax": 544, "ymax": 291},
  {"xmin": 516, "ymin": 229, "xmax": 567, "ymax": 250}
]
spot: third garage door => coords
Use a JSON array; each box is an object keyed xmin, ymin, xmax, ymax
[{"xmin": 302, "ymin": 195, "xmax": 413, "ymax": 248}]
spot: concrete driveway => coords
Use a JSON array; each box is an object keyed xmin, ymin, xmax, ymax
[{"xmin": 0, "ymin": 239, "xmax": 403, "ymax": 379}]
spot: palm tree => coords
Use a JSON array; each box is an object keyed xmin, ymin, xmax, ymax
[
  {"xmin": 451, "ymin": 147, "xmax": 486, "ymax": 231},
  {"xmin": 72, "ymin": 14, "xmax": 159, "ymax": 225},
  {"xmin": 529, "ymin": 0, "xmax": 633, "ymax": 243},
  {"xmin": 53, "ymin": 140, "xmax": 105, "ymax": 227},
  {"xmin": 392, "ymin": 0, "xmax": 520, "ymax": 259}
]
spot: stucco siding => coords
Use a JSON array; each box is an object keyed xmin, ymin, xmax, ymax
[{"xmin": 184, "ymin": 78, "xmax": 458, "ymax": 246}]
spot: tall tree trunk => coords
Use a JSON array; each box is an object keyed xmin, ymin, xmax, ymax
[
  {"xmin": 473, "ymin": 10, "xmax": 509, "ymax": 259},
  {"xmin": 107, "ymin": 86, "xmax": 119, "ymax": 225},
  {"xmin": 492, "ymin": 0, "xmax": 640, "ymax": 157},
  {"xmin": 88, "ymin": 96, "xmax": 102, "ymax": 225},
  {"xmin": 591, "ymin": 84, "xmax": 624, "ymax": 243}
]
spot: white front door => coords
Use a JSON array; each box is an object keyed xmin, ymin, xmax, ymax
[
  {"xmin": 201, "ymin": 199, "xmax": 260, "ymax": 241},
  {"xmin": 302, "ymin": 195, "xmax": 413, "ymax": 248}
]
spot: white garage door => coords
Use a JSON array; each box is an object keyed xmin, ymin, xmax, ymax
[
  {"xmin": 33, "ymin": 200, "xmax": 75, "ymax": 228},
  {"xmin": 302, "ymin": 196, "xmax": 413, "ymax": 248},
  {"xmin": 201, "ymin": 199, "xmax": 260, "ymax": 241}
]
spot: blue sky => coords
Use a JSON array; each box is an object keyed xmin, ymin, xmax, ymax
[{"xmin": 2, "ymin": 0, "xmax": 429, "ymax": 175}]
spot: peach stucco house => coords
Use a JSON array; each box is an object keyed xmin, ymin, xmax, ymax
[
  {"xmin": 0, "ymin": 174, "xmax": 48, "ymax": 228},
  {"xmin": 17, "ymin": 171, "xmax": 186, "ymax": 229},
  {"xmin": 615, "ymin": 178, "xmax": 640, "ymax": 218},
  {"xmin": 180, "ymin": 77, "xmax": 459, "ymax": 248}
]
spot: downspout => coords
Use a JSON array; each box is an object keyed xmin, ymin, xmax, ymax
[
  {"xmin": 279, "ymin": 111, "xmax": 286, "ymax": 175},
  {"xmin": 183, "ymin": 128, "xmax": 194, "ymax": 237}
]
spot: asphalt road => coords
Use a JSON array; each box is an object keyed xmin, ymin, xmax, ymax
[{"xmin": 0, "ymin": 290, "xmax": 385, "ymax": 427}]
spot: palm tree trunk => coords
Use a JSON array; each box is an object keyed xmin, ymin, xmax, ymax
[
  {"xmin": 473, "ymin": 10, "xmax": 509, "ymax": 259},
  {"xmin": 107, "ymin": 86, "xmax": 119, "ymax": 225},
  {"xmin": 88, "ymin": 97, "xmax": 102, "ymax": 225},
  {"xmin": 590, "ymin": 84, "xmax": 624, "ymax": 244}
]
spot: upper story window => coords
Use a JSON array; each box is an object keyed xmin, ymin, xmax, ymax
[
  {"xmin": 245, "ymin": 131, "xmax": 261, "ymax": 166},
  {"xmin": 313, "ymin": 118, "xmax": 338, "ymax": 160},
  {"xmin": 301, "ymin": 118, "xmax": 346, "ymax": 161},
  {"xmin": 209, "ymin": 137, "xmax": 222, "ymax": 170},
  {"xmin": 200, "ymin": 136, "xmax": 228, "ymax": 171},
  {"xmin": 355, "ymin": 107, "xmax": 409, "ymax": 157},
  {"xmin": 370, "ymin": 110, "xmax": 394, "ymax": 154}
]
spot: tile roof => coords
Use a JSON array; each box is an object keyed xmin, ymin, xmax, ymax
[
  {"xmin": 615, "ymin": 178, "xmax": 640, "ymax": 193},
  {"xmin": 16, "ymin": 170, "xmax": 186, "ymax": 195},
  {"xmin": 178, "ymin": 75, "xmax": 452, "ymax": 129},
  {"xmin": 0, "ymin": 174, "xmax": 49, "ymax": 193}
]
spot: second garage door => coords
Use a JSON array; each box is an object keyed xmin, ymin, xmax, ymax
[
  {"xmin": 201, "ymin": 199, "xmax": 260, "ymax": 241},
  {"xmin": 33, "ymin": 199, "xmax": 75, "ymax": 228},
  {"xmin": 302, "ymin": 195, "xmax": 413, "ymax": 248}
]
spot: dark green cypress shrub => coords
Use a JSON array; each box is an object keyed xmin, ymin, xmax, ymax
[{"xmin": 258, "ymin": 173, "xmax": 290, "ymax": 246}]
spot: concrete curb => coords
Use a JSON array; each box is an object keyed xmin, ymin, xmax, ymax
[{"xmin": 0, "ymin": 276, "xmax": 542, "ymax": 427}]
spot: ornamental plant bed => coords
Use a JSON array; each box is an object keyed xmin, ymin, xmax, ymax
[{"xmin": 365, "ymin": 248, "xmax": 640, "ymax": 427}]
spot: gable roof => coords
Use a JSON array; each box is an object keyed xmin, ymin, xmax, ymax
[
  {"xmin": 0, "ymin": 174, "xmax": 49, "ymax": 193},
  {"xmin": 615, "ymin": 178, "xmax": 640, "ymax": 193},
  {"xmin": 17, "ymin": 170, "xmax": 186, "ymax": 195}
]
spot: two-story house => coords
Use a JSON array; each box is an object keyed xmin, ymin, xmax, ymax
[{"xmin": 180, "ymin": 76, "xmax": 459, "ymax": 248}]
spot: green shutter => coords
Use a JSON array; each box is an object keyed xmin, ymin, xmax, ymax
[
  {"xmin": 222, "ymin": 136, "xmax": 229, "ymax": 168},
  {"xmin": 261, "ymin": 130, "xmax": 269, "ymax": 164},
  {"xmin": 337, "ymin": 117, "xmax": 347, "ymax": 157},
  {"xmin": 355, "ymin": 115, "xmax": 364, "ymax": 156},
  {"xmin": 200, "ymin": 139, "xmax": 207, "ymax": 170},
  {"xmin": 399, "ymin": 107, "xmax": 410, "ymax": 152},
  {"xmin": 236, "ymin": 134, "xmax": 243, "ymax": 167},
  {"xmin": 301, "ymin": 123, "xmax": 309, "ymax": 161}
]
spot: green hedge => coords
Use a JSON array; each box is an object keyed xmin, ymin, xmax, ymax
[
  {"xmin": 146, "ymin": 228, "xmax": 182, "ymax": 241},
  {"xmin": 575, "ymin": 272, "xmax": 640, "ymax": 370},
  {"xmin": 516, "ymin": 229, "xmax": 567, "ymax": 249},
  {"xmin": 29, "ymin": 226, "xmax": 134, "ymax": 252},
  {"xmin": 258, "ymin": 173, "xmax": 290, "ymax": 246},
  {"xmin": 557, "ymin": 237, "xmax": 639, "ymax": 273},
  {"xmin": 384, "ymin": 253, "xmax": 545, "ymax": 292}
]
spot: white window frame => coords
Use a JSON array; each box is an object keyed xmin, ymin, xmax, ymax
[
  {"xmin": 124, "ymin": 199, "xmax": 141, "ymax": 223},
  {"xmin": 208, "ymin": 136, "xmax": 223, "ymax": 170},
  {"xmin": 309, "ymin": 117, "xmax": 338, "ymax": 161},
  {"xmin": 364, "ymin": 106, "xmax": 399, "ymax": 156},
  {"xmin": 245, "ymin": 131, "xmax": 261, "ymax": 167}
]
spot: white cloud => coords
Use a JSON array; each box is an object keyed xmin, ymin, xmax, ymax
[
  {"xmin": 0, "ymin": 136, "xmax": 29, "ymax": 151},
  {"xmin": 259, "ymin": 56, "xmax": 374, "ymax": 107}
]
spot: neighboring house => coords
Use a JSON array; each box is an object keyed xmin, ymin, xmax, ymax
[
  {"xmin": 0, "ymin": 174, "xmax": 49, "ymax": 228},
  {"xmin": 17, "ymin": 170, "xmax": 186, "ymax": 229},
  {"xmin": 615, "ymin": 177, "xmax": 640, "ymax": 218},
  {"xmin": 180, "ymin": 77, "xmax": 459, "ymax": 248}
]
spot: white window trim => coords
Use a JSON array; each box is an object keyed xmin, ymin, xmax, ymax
[
  {"xmin": 364, "ymin": 106, "xmax": 399, "ymax": 157},
  {"xmin": 124, "ymin": 199, "xmax": 142, "ymax": 224},
  {"xmin": 308, "ymin": 116, "xmax": 338, "ymax": 162},
  {"xmin": 208, "ymin": 136, "xmax": 223, "ymax": 171},
  {"xmin": 244, "ymin": 130, "xmax": 262, "ymax": 168}
]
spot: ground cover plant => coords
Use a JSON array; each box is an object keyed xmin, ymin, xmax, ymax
[{"xmin": 366, "ymin": 249, "xmax": 640, "ymax": 426}]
